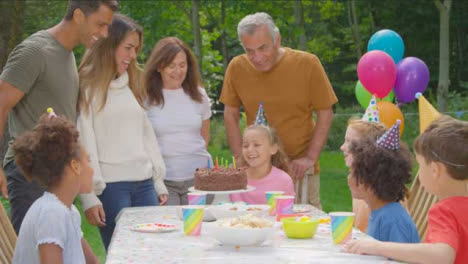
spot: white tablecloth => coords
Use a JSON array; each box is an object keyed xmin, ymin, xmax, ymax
[{"xmin": 106, "ymin": 206, "xmax": 401, "ymax": 264}]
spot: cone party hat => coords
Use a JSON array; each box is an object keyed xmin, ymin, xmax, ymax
[
  {"xmin": 377, "ymin": 119, "xmax": 401, "ymax": 150},
  {"xmin": 362, "ymin": 96, "xmax": 380, "ymax": 123}
]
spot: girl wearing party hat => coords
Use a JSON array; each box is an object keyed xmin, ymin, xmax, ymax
[
  {"xmin": 341, "ymin": 96, "xmax": 387, "ymax": 232},
  {"xmin": 345, "ymin": 120, "xmax": 419, "ymax": 243},
  {"xmin": 345, "ymin": 115, "xmax": 468, "ymax": 264},
  {"xmin": 230, "ymin": 123, "xmax": 294, "ymax": 204}
]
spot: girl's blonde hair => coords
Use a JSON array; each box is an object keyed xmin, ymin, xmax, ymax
[
  {"xmin": 347, "ymin": 117, "xmax": 387, "ymax": 140},
  {"xmin": 240, "ymin": 124, "xmax": 290, "ymax": 174},
  {"xmin": 79, "ymin": 14, "xmax": 145, "ymax": 115}
]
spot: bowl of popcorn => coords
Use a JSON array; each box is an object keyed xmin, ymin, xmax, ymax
[
  {"xmin": 281, "ymin": 216, "xmax": 319, "ymax": 239},
  {"xmin": 209, "ymin": 204, "xmax": 270, "ymax": 220},
  {"xmin": 208, "ymin": 214, "xmax": 275, "ymax": 246}
]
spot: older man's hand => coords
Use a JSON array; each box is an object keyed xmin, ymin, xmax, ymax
[{"xmin": 290, "ymin": 157, "xmax": 314, "ymax": 181}]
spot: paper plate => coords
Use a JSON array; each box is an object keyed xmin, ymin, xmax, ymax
[
  {"xmin": 130, "ymin": 223, "xmax": 177, "ymax": 233},
  {"xmin": 293, "ymin": 204, "xmax": 312, "ymax": 213}
]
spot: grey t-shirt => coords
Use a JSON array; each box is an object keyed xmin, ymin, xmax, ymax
[{"xmin": 0, "ymin": 30, "xmax": 79, "ymax": 166}]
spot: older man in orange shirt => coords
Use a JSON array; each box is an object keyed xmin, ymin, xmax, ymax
[{"xmin": 220, "ymin": 12, "xmax": 337, "ymax": 208}]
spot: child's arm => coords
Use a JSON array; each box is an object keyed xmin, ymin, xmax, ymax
[
  {"xmin": 345, "ymin": 239, "xmax": 455, "ymax": 264},
  {"xmin": 39, "ymin": 244, "xmax": 63, "ymax": 264},
  {"xmin": 82, "ymin": 238, "xmax": 101, "ymax": 264}
]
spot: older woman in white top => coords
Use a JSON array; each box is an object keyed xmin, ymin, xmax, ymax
[
  {"xmin": 145, "ymin": 37, "xmax": 211, "ymax": 205},
  {"xmin": 77, "ymin": 15, "xmax": 168, "ymax": 250}
]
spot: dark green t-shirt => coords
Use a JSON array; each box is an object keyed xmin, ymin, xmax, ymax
[{"xmin": 0, "ymin": 30, "xmax": 79, "ymax": 166}]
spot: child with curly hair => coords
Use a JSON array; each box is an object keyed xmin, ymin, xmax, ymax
[
  {"xmin": 12, "ymin": 112, "xmax": 99, "ymax": 264},
  {"xmin": 345, "ymin": 116, "xmax": 468, "ymax": 264},
  {"xmin": 341, "ymin": 117, "xmax": 387, "ymax": 232},
  {"xmin": 346, "ymin": 120, "xmax": 419, "ymax": 243}
]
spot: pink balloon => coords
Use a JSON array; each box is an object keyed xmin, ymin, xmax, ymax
[{"xmin": 357, "ymin": 50, "xmax": 397, "ymax": 98}]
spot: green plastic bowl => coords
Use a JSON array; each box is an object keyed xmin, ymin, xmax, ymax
[{"xmin": 281, "ymin": 217, "xmax": 319, "ymax": 239}]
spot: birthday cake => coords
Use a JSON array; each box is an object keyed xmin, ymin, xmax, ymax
[{"xmin": 194, "ymin": 167, "xmax": 247, "ymax": 191}]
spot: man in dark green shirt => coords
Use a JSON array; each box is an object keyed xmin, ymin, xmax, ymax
[{"xmin": 0, "ymin": 0, "xmax": 117, "ymax": 240}]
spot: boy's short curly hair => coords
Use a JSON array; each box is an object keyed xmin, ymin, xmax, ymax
[
  {"xmin": 349, "ymin": 137, "xmax": 412, "ymax": 202},
  {"xmin": 13, "ymin": 114, "xmax": 80, "ymax": 188},
  {"xmin": 414, "ymin": 115, "xmax": 468, "ymax": 180}
]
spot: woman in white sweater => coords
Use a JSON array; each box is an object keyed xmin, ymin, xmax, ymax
[
  {"xmin": 144, "ymin": 37, "xmax": 211, "ymax": 205},
  {"xmin": 77, "ymin": 14, "xmax": 168, "ymax": 249}
]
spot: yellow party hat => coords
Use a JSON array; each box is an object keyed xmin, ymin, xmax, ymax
[{"xmin": 416, "ymin": 93, "xmax": 441, "ymax": 134}]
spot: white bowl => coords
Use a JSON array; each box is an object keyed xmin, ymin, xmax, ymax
[
  {"xmin": 208, "ymin": 223, "xmax": 275, "ymax": 246},
  {"xmin": 176, "ymin": 206, "xmax": 216, "ymax": 222},
  {"xmin": 209, "ymin": 204, "xmax": 270, "ymax": 220}
]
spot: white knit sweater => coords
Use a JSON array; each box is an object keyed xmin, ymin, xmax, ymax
[{"xmin": 78, "ymin": 72, "xmax": 167, "ymax": 211}]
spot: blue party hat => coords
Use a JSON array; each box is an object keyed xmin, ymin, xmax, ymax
[{"xmin": 255, "ymin": 102, "xmax": 268, "ymax": 125}]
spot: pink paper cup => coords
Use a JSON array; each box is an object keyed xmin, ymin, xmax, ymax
[
  {"xmin": 275, "ymin": 195, "xmax": 295, "ymax": 216},
  {"xmin": 188, "ymin": 192, "xmax": 206, "ymax": 205},
  {"xmin": 265, "ymin": 191, "xmax": 284, "ymax": 215}
]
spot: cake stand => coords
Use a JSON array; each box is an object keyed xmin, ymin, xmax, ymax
[{"xmin": 188, "ymin": 186, "xmax": 255, "ymax": 205}]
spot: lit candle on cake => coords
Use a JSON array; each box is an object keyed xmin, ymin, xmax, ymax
[
  {"xmin": 215, "ymin": 157, "xmax": 219, "ymax": 169},
  {"xmin": 207, "ymin": 158, "xmax": 211, "ymax": 169},
  {"xmin": 232, "ymin": 156, "xmax": 236, "ymax": 169}
]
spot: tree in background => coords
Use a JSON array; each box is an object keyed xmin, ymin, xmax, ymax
[
  {"xmin": 435, "ymin": 0, "xmax": 451, "ymax": 112},
  {"xmin": 1, "ymin": 0, "xmax": 467, "ymax": 161}
]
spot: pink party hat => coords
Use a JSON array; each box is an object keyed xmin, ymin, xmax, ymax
[
  {"xmin": 376, "ymin": 119, "xmax": 401, "ymax": 150},
  {"xmin": 361, "ymin": 96, "xmax": 380, "ymax": 123}
]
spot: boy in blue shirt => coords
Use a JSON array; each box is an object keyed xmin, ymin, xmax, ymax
[{"xmin": 347, "ymin": 120, "xmax": 419, "ymax": 243}]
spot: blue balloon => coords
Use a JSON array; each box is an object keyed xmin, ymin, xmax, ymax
[{"xmin": 367, "ymin": 29, "xmax": 405, "ymax": 64}]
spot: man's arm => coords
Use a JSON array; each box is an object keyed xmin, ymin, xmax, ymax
[
  {"xmin": 224, "ymin": 105, "xmax": 242, "ymax": 159},
  {"xmin": 345, "ymin": 239, "xmax": 455, "ymax": 264},
  {"xmin": 0, "ymin": 80, "xmax": 24, "ymax": 197},
  {"xmin": 306, "ymin": 107, "xmax": 334, "ymax": 163},
  {"xmin": 290, "ymin": 107, "xmax": 334, "ymax": 179}
]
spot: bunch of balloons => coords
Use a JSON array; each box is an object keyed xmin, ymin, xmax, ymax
[{"xmin": 355, "ymin": 29, "xmax": 430, "ymax": 134}]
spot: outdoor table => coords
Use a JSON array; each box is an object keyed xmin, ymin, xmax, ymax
[{"xmin": 106, "ymin": 206, "xmax": 402, "ymax": 264}]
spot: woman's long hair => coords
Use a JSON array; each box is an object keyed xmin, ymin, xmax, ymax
[
  {"xmin": 79, "ymin": 14, "xmax": 144, "ymax": 114},
  {"xmin": 144, "ymin": 37, "xmax": 202, "ymax": 107}
]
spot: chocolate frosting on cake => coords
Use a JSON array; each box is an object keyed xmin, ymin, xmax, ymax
[{"xmin": 194, "ymin": 167, "xmax": 247, "ymax": 191}]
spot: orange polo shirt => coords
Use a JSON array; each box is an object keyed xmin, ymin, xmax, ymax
[{"xmin": 220, "ymin": 48, "xmax": 338, "ymax": 174}]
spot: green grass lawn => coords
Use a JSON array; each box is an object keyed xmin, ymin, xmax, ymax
[{"xmin": 1, "ymin": 150, "xmax": 350, "ymax": 262}]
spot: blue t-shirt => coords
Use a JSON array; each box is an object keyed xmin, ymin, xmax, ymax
[{"xmin": 367, "ymin": 202, "xmax": 420, "ymax": 243}]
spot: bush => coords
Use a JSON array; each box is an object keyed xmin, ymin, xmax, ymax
[{"xmin": 211, "ymin": 92, "xmax": 468, "ymax": 153}]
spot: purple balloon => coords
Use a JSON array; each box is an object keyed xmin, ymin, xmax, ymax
[{"xmin": 394, "ymin": 57, "xmax": 429, "ymax": 103}]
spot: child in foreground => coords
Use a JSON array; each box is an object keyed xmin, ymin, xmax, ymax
[
  {"xmin": 347, "ymin": 120, "xmax": 419, "ymax": 243},
  {"xmin": 12, "ymin": 112, "xmax": 99, "ymax": 264},
  {"xmin": 345, "ymin": 115, "xmax": 468, "ymax": 264},
  {"xmin": 341, "ymin": 117, "xmax": 387, "ymax": 232},
  {"xmin": 230, "ymin": 124, "xmax": 294, "ymax": 204}
]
